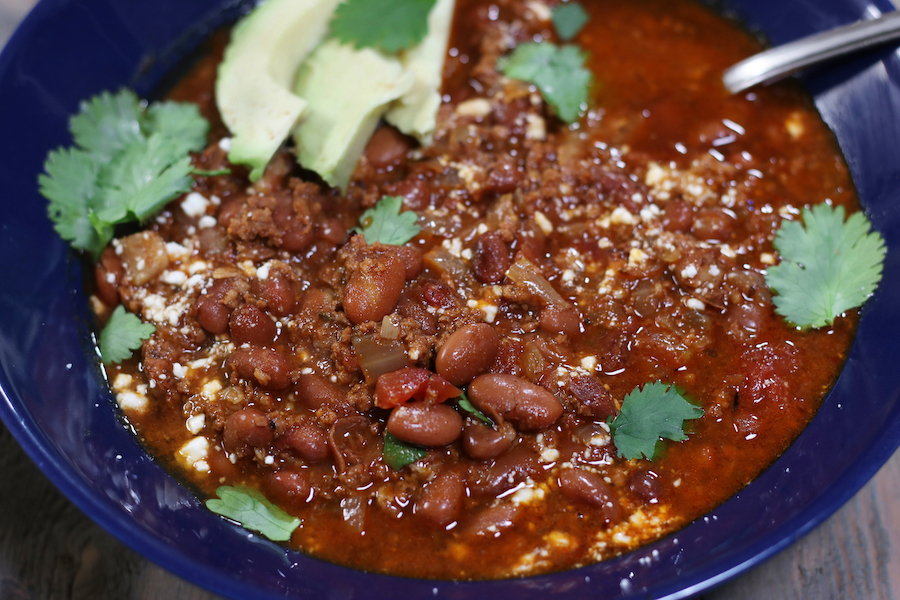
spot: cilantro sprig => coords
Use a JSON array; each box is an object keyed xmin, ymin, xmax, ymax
[
  {"xmin": 765, "ymin": 203, "xmax": 886, "ymax": 329},
  {"xmin": 355, "ymin": 196, "xmax": 421, "ymax": 245},
  {"xmin": 498, "ymin": 42, "xmax": 592, "ymax": 123},
  {"xmin": 39, "ymin": 89, "xmax": 209, "ymax": 256},
  {"xmin": 457, "ymin": 393, "xmax": 493, "ymax": 425},
  {"xmin": 552, "ymin": 2, "xmax": 589, "ymax": 42},
  {"xmin": 206, "ymin": 485, "xmax": 301, "ymax": 542},
  {"xmin": 383, "ymin": 431, "xmax": 426, "ymax": 470},
  {"xmin": 99, "ymin": 305, "xmax": 155, "ymax": 365},
  {"xmin": 330, "ymin": 0, "xmax": 437, "ymax": 54},
  {"xmin": 608, "ymin": 382, "xmax": 704, "ymax": 461}
]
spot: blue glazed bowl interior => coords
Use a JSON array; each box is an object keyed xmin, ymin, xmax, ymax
[{"xmin": 1, "ymin": 0, "xmax": 899, "ymax": 598}]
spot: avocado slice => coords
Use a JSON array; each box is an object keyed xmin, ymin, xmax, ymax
[
  {"xmin": 385, "ymin": 0, "xmax": 455, "ymax": 145},
  {"xmin": 292, "ymin": 39, "xmax": 414, "ymax": 192},
  {"xmin": 216, "ymin": 0, "xmax": 341, "ymax": 181}
]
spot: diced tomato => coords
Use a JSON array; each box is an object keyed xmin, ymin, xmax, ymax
[
  {"xmin": 423, "ymin": 375, "xmax": 463, "ymax": 404},
  {"xmin": 374, "ymin": 367, "xmax": 462, "ymax": 409}
]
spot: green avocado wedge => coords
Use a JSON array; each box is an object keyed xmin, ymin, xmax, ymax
[
  {"xmin": 385, "ymin": 0, "xmax": 455, "ymax": 145},
  {"xmin": 215, "ymin": 0, "xmax": 340, "ymax": 181},
  {"xmin": 292, "ymin": 40, "xmax": 414, "ymax": 192}
]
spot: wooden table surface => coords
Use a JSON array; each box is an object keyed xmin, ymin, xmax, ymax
[{"xmin": 1, "ymin": 2, "xmax": 899, "ymax": 599}]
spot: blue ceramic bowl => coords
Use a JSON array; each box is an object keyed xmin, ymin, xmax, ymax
[{"xmin": 1, "ymin": 0, "xmax": 899, "ymax": 598}]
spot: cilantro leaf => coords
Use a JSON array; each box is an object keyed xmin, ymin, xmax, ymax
[
  {"xmin": 497, "ymin": 42, "xmax": 592, "ymax": 123},
  {"xmin": 765, "ymin": 203, "xmax": 885, "ymax": 328},
  {"xmin": 383, "ymin": 431, "xmax": 426, "ymax": 470},
  {"xmin": 457, "ymin": 393, "xmax": 493, "ymax": 425},
  {"xmin": 609, "ymin": 382, "xmax": 703, "ymax": 461},
  {"xmin": 331, "ymin": 0, "xmax": 437, "ymax": 54},
  {"xmin": 40, "ymin": 147, "xmax": 103, "ymax": 252},
  {"xmin": 145, "ymin": 100, "xmax": 210, "ymax": 154},
  {"xmin": 94, "ymin": 134, "xmax": 196, "ymax": 223},
  {"xmin": 39, "ymin": 89, "xmax": 209, "ymax": 256},
  {"xmin": 206, "ymin": 486, "xmax": 301, "ymax": 542},
  {"xmin": 99, "ymin": 305, "xmax": 155, "ymax": 364},
  {"xmin": 356, "ymin": 196, "xmax": 421, "ymax": 245},
  {"xmin": 552, "ymin": 2, "xmax": 589, "ymax": 42},
  {"xmin": 69, "ymin": 89, "xmax": 144, "ymax": 162}
]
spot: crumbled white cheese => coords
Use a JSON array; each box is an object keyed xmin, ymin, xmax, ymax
[
  {"xmin": 186, "ymin": 414, "xmax": 206, "ymax": 435},
  {"xmin": 181, "ymin": 192, "xmax": 210, "ymax": 218},
  {"xmin": 177, "ymin": 437, "xmax": 210, "ymax": 472},
  {"xmin": 455, "ymin": 98, "xmax": 492, "ymax": 118}
]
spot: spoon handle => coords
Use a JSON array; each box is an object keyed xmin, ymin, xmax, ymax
[{"xmin": 723, "ymin": 10, "xmax": 900, "ymax": 93}]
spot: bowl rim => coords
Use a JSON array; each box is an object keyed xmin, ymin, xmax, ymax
[{"xmin": 1, "ymin": 0, "xmax": 899, "ymax": 598}]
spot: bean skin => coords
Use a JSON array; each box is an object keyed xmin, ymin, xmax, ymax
[
  {"xmin": 567, "ymin": 374, "xmax": 616, "ymax": 420},
  {"xmin": 196, "ymin": 279, "xmax": 240, "ymax": 334},
  {"xmin": 387, "ymin": 402, "xmax": 463, "ymax": 447},
  {"xmin": 343, "ymin": 252, "xmax": 406, "ymax": 324},
  {"xmin": 628, "ymin": 469, "xmax": 662, "ymax": 503},
  {"xmin": 464, "ymin": 503, "xmax": 519, "ymax": 536},
  {"xmin": 389, "ymin": 245, "xmax": 424, "ymax": 281},
  {"xmin": 365, "ymin": 125, "xmax": 413, "ymax": 169},
  {"xmin": 229, "ymin": 303, "xmax": 278, "ymax": 346},
  {"xmin": 472, "ymin": 232, "xmax": 510, "ymax": 284},
  {"xmin": 435, "ymin": 323, "xmax": 501, "ymax": 386},
  {"xmin": 94, "ymin": 247, "xmax": 124, "ymax": 307},
  {"xmin": 295, "ymin": 373, "xmax": 352, "ymax": 412},
  {"xmin": 256, "ymin": 273, "xmax": 294, "ymax": 317},
  {"xmin": 265, "ymin": 469, "xmax": 312, "ymax": 510},
  {"xmin": 557, "ymin": 468, "xmax": 621, "ymax": 524},
  {"xmin": 223, "ymin": 408, "xmax": 273, "ymax": 454},
  {"xmin": 415, "ymin": 469, "xmax": 464, "ymax": 527},
  {"xmin": 538, "ymin": 305, "xmax": 582, "ymax": 337},
  {"xmin": 462, "ymin": 421, "xmax": 516, "ymax": 460},
  {"xmin": 467, "ymin": 445, "xmax": 541, "ymax": 496},
  {"xmin": 229, "ymin": 347, "xmax": 293, "ymax": 390},
  {"xmin": 284, "ymin": 424, "xmax": 331, "ymax": 463},
  {"xmin": 468, "ymin": 374, "xmax": 563, "ymax": 430}
]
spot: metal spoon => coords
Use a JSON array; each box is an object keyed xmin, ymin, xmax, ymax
[{"xmin": 723, "ymin": 10, "xmax": 900, "ymax": 94}]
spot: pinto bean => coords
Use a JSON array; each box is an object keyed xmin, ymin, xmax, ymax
[
  {"xmin": 343, "ymin": 251, "xmax": 406, "ymax": 324},
  {"xmin": 692, "ymin": 207, "xmax": 736, "ymax": 242},
  {"xmin": 558, "ymin": 468, "xmax": 621, "ymax": 524},
  {"xmin": 229, "ymin": 347, "xmax": 293, "ymax": 390},
  {"xmin": 472, "ymin": 232, "xmax": 510, "ymax": 284},
  {"xmin": 223, "ymin": 408, "xmax": 273, "ymax": 454},
  {"xmin": 229, "ymin": 303, "xmax": 278, "ymax": 346},
  {"xmin": 256, "ymin": 273, "xmax": 294, "ymax": 317},
  {"xmin": 462, "ymin": 421, "xmax": 516, "ymax": 460},
  {"xmin": 435, "ymin": 323, "xmax": 501, "ymax": 385},
  {"xmin": 539, "ymin": 305, "xmax": 582, "ymax": 336},
  {"xmin": 196, "ymin": 278, "xmax": 241, "ymax": 334},
  {"xmin": 415, "ymin": 470, "xmax": 465, "ymax": 527},
  {"xmin": 265, "ymin": 469, "xmax": 312, "ymax": 509},
  {"xmin": 94, "ymin": 247, "xmax": 124, "ymax": 307},
  {"xmin": 468, "ymin": 374, "xmax": 563, "ymax": 431},
  {"xmin": 567, "ymin": 374, "xmax": 616, "ymax": 420},
  {"xmin": 387, "ymin": 402, "xmax": 463, "ymax": 447},
  {"xmin": 628, "ymin": 469, "xmax": 662, "ymax": 503},
  {"xmin": 464, "ymin": 503, "xmax": 519, "ymax": 536},
  {"xmin": 365, "ymin": 125, "xmax": 413, "ymax": 169},
  {"xmin": 663, "ymin": 199, "xmax": 693, "ymax": 232},
  {"xmin": 467, "ymin": 445, "xmax": 542, "ymax": 496},
  {"xmin": 284, "ymin": 424, "xmax": 331, "ymax": 463},
  {"xmin": 295, "ymin": 373, "xmax": 349, "ymax": 411},
  {"xmin": 389, "ymin": 245, "xmax": 424, "ymax": 281}
]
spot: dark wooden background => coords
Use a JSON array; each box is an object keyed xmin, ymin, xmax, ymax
[{"xmin": 1, "ymin": 1, "xmax": 898, "ymax": 598}]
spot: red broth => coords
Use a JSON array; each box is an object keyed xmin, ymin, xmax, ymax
[{"xmin": 99, "ymin": 0, "xmax": 858, "ymax": 579}]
